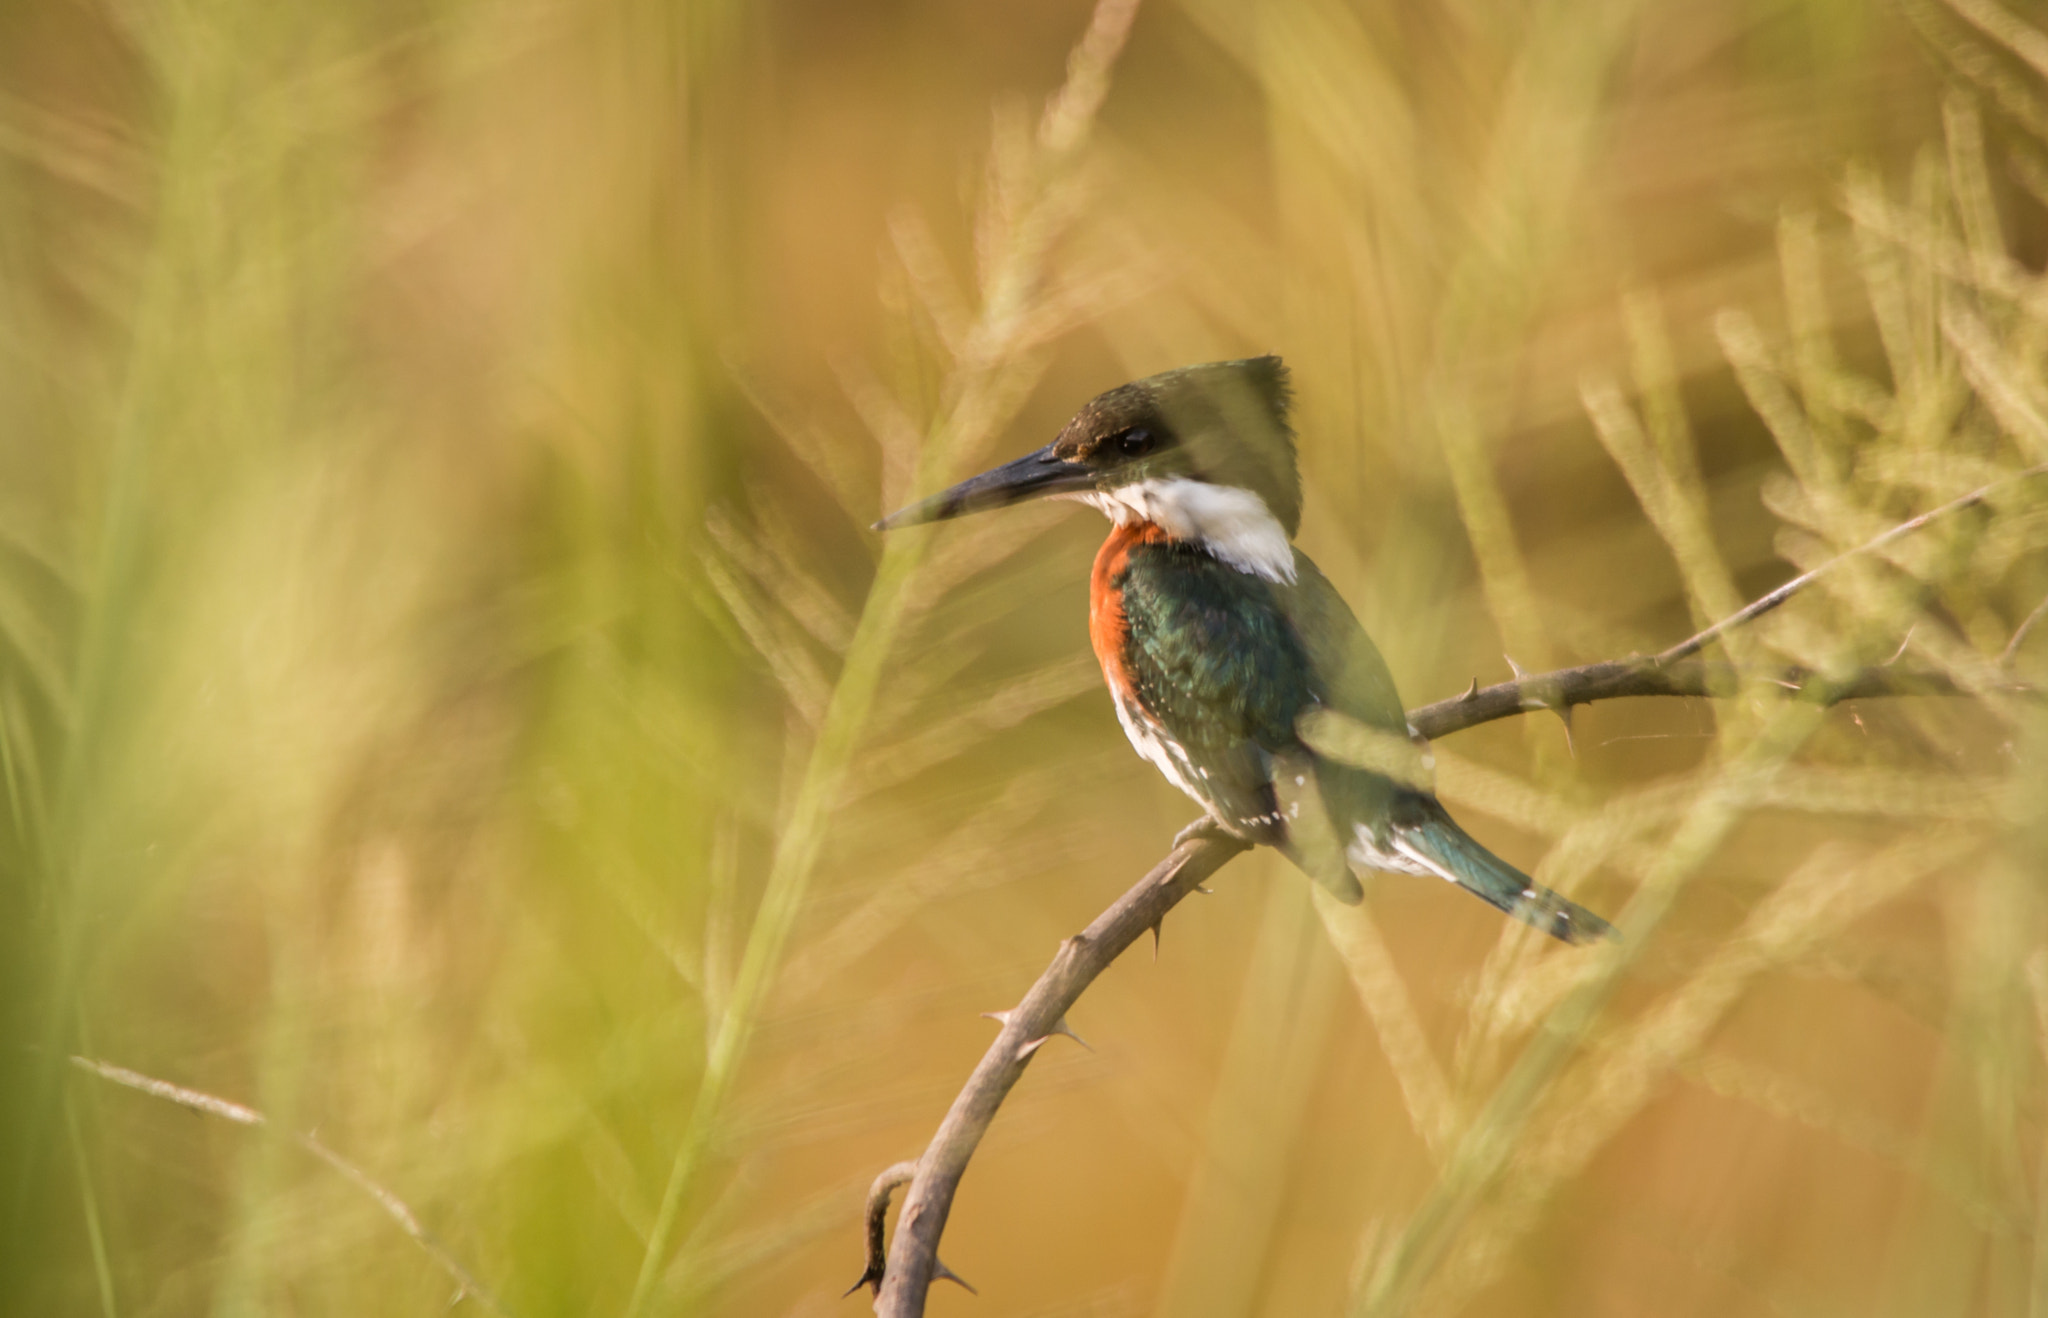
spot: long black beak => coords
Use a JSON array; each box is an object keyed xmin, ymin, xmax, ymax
[{"xmin": 872, "ymin": 444, "xmax": 1094, "ymax": 531}]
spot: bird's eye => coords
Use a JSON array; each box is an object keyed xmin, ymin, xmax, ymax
[{"xmin": 1115, "ymin": 428, "xmax": 1154, "ymax": 457}]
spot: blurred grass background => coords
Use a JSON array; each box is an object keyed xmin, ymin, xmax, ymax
[{"xmin": 5, "ymin": 0, "xmax": 2048, "ymax": 1314}]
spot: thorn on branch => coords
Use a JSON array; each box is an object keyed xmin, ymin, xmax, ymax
[
  {"xmin": 1504, "ymin": 655, "xmax": 1545, "ymax": 712},
  {"xmin": 984, "ymin": 1010, "xmax": 1090, "ymax": 1052},
  {"xmin": 1048, "ymin": 1016, "xmax": 1091, "ymax": 1050},
  {"xmin": 1504, "ymin": 652, "xmax": 1577, "ymax": 747},
  {"xmin": 933, "ymin": 1259, "xmax": 978, "ymax": 1294},
  {"xmin": 1015, "ymin": 1018, "xmax": 1090, "ymax": 1059}
]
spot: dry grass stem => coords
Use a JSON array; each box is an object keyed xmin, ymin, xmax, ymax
[{"xmin": 72, "ymin": 1057, "xmax": 508, "ymax": 1317}]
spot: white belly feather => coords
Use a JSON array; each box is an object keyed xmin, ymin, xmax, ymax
[
  {"xmin": 1113, "ymin": 684, "xmax": 1438, "ymax": 882},
  {"xmin": 1111, "ymin": 690, "xmax": 1212, "ymax": 808}
]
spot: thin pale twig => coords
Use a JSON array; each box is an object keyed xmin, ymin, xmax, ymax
[
  {"xmin": 1654, "ymin": 464, "xmax": 2048, "ymax": 667},
  {"xmin": 71, "ymin": 1056, "xmax": 509, "ymax": 1317},
  {"xmin": 2001, "ymin": 591, "xmax": 2048, "ymax": 665}
]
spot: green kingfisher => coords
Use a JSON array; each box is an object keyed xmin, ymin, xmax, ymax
[{"xmin": 875, "ymin": 357, "xmax": 1614, "ymax": 944}]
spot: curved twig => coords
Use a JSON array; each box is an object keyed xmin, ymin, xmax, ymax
[
  {"xmin": 872, "ymin": 826, "xmax": 1248, "ymax": 1315},
  {"xmin": 847, "ymin": 1162, "xmax": 916, "ymax": 1297},
  {"xmin": 71, "ymin": 1055, "xmax": 509, "ymax": 1316}
]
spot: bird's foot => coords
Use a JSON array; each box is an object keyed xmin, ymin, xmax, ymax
[{"xmin": 1173, "ymin": 816, "xmax": 1226, "ymax": 848}]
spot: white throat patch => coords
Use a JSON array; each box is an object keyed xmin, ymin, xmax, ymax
[{"xmin": 1084, "ymin": 478, "xmax": 1296, "ymax": 584}]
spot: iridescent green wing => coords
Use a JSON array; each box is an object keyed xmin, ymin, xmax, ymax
[
  {"xmin": 1275, "ymin": 549, "xmax": 1408, "ymax": 735},
  {"xmin": 1114, "ymin": 540, "xmax": 1310, "ymax": 840}
]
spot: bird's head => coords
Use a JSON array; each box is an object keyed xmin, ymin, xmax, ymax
[{"xmin": 874, "ymin": 356, "xmax": 1302, "ymax": 539}]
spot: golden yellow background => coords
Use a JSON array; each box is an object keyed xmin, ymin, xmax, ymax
[{"xmin": 3, "ymin": 1, "xmax": 2046, "ymax": 1315}]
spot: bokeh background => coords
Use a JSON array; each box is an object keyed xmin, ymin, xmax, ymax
[{"xmin": 5, "ymin": 0, "xmax": 2048, "ymax": 1314}]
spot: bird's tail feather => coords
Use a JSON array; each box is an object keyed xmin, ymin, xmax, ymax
[{"xmin": 1391, "ymin": 809, "xmax": 1615, "ymax": 945}]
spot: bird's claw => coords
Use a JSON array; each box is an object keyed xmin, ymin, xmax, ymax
[{"xmin": 1173, "ymin": 817, "xmax": 1225, "ymax": 848}]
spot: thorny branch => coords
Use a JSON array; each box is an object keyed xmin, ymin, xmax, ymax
[
  {"xmin": 70, "ymin": 1056, "xmax": 509, "ymax": 1316},
  {"xmin": 864, "ymin": 825, "xmax": 1249, "ymax": 1315},
  {"xmin": 854, "ymin": 471, "xmax": 2045, "ymax": 1316},
  {"xmin": 1406, "ymin": 659, "xmax": 1978, "ymax": 741},
  {"xmin": 852, "ymin": 665, "xmax": 1974, "ymax": 1317}
]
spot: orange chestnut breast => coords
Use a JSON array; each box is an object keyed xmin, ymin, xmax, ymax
[{"xmin": 1088, "ymin": 520, "xmax": 1172, "ymax": 698}]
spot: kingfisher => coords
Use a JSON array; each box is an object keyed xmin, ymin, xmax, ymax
[{"xmin": 875, "ymin": 357, "xmax": 1613, "ymax": 944}]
